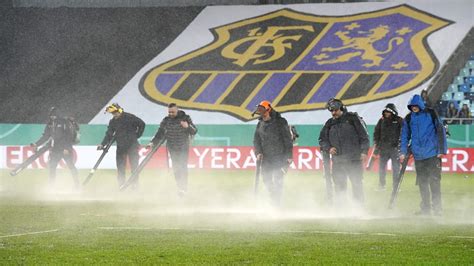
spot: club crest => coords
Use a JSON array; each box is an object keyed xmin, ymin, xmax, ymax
[{"xmin": 140, "ymin": 5, "xmax": 451, "ymax": 121}]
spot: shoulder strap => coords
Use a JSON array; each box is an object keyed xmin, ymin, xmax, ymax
[
  {"xmin": 405, "ymin": 113, "xmax": 411, "ymax": 125},
  {"xmin": 426, "ymin": 108, "xmax": 438, "ymax": 125}
]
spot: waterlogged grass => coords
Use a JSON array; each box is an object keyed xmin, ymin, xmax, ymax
[{"xmin": 0, "ymin": 169, "xmax": 473, "ymax": 264}]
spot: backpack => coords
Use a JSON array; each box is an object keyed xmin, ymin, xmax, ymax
[
  {"xmin": 65, "ymin": 117, "xmax": 80, "ymax": 144},
  {"xmin": 325, "ymin": 111, "xmax": 368, "ymax": 135},
  {"xmin": 347, "ymin": 112, "xmax": 368, "ymax": 132}
]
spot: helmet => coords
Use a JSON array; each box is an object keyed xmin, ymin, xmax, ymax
[
  {"xmin": 105, "ymin": 103, "xmax": 123, "ymax": 114},
  {"xmin": 383, "ymin": 103, "xmax": 398, "ymax": 116},
  {"xmin": 326, "ymin": 98, "xmax": 344, "ymax": 111}
]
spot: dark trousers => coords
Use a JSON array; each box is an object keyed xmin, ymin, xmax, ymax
[
  {"xmin": 49, "ymin": 147, "xmax": 79, "ymax": 187},
  {"xmin": 414, "ymin": 156, "xmax": 442, "ymax": 213},
  {"xmin": 169, "ymin": 147, "xmax": 189, "ymax": 192},
  {"xmin": 332, "ymin": 159, "xmax": 364, "ymax": 206},
  {"xmin": 378, "ymin": 149, "xmax": 401, "ymax": 189},
  {"xmin": 261, "ymin": 156, "xmax": 286, "ymax": 206},
  {"xmin": 116, "ymin": 144, "xmax": 139, "ymax": 186}
]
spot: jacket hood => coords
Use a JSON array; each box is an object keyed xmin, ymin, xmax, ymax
[
  {"xmin": 177, "ymin": 110, "xmax": 185, "ymax": 116},
  {"xmin": 407, "ymin": 94, "xmax": 425, "ymax": 111},
  {"xmin": 383, "ymin": 103, "xmax": 398, "ymax": 116}
]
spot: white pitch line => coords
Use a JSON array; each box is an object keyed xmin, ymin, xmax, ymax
[
  {"xmin": 161, "ymin": 228, "xmax": 218, "ymax": 232},
  {"xmin": 96, "ymin": 227, "xmax": 397, "ymax": 236},
  {"xmin": 98, "ymin": 227, "xmax": 219, "ymax": 232},
  {"xmin": 274, "ymin": 230, "xmax": 363, "ymax": 235},
  {"xmin": 194, "ymin": 228, "xmax": 218, "ymax": 231},
  {"xmin": 448, "ymin": 236, "xmax": 474, "ymax": 239},
  {"xmin": 371, "ymin": 233, "xmax": 397, "ymax": 237},
  {"xmin": 98, "ymin": 227, "xmax": 151, "ymax": 230},
  {"xmin": 307, "ymin": 230, "xmax": 364, "ymax": 235},
  {"xmin": 271, "ymin": 230, "xmax": 398, "ymax": 236},
  {"xmin": 0, "ymin": 229, "xmax": 59, "ymax": 239},
  {"xmin": 98, "ymin": 226, "xmax": 397, "ymax": 236}
]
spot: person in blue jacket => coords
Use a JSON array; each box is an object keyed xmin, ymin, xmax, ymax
[{"xmin": 400, "ymin": 94, "xmax": 447, "ymax": 216}]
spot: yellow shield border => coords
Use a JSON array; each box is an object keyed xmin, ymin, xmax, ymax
[{"xmin": 140, "ymin": 5, "xmax": 452, "ymax": 121}]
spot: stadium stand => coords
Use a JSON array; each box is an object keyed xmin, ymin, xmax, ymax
[{"xmin": 436, "ymin": 55, "xmax": 474, "ymax": 124}]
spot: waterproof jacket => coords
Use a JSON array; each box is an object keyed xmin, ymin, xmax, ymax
[
  {"xmin": 373, "ymin": 115, "xmax": 402, "ymax": 154},
  {"xmin": 400, "ymin": 95, "xmax": 447, "ymax": 160},
  {"xmin": 101, "ymin": 112, "xmax": 145, "ymax": 148},
  {"xmin": 151, "ymin": 110, "xmax": 197, "ymax": 150},
  {"xmin": 35, "ymin": 117, "xmax": 75, "ymax": 151},
  {"xmin": 319, "ymin": 111, "xmax": 369, "ymax": 161},
  {"xmin": 253, "ymin": 110, "xmax": 293, "ymax": 160}
]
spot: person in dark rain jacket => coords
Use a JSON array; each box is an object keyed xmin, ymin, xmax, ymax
[
  {"xmin": 32, "ymin": 107, "xmax": 80, "ymax": 189},
  {"xmin": 373, "ymin": 103, "xmax": 402, "ymax": 192},
  {"xmin": 253, "ymin": 101, "xmax": 293, "ymax": 206},
  {"xmin": 319, "ymin": 98, "xmax": 369, "ymax": 207},
  {"xmin": 98, "ymin": 103, "xmax": 145, "ymax": 188}
]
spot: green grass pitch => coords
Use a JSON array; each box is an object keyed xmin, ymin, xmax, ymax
[{"xmin": 1, "ymin": 168, "xmax": 473, "ymax": 264}]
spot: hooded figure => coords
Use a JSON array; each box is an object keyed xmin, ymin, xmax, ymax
[
  {"xmin": 373, "ymin": 103, "xmax": 403, "ymax": 191},
  {"xmin": 32, "ymin": 107, "xmax": 80, "ymax": 188},
  {"xmin": 400, "ymin": 94, "xmax": 447, "ymax": 216},
  {"xmin": 401, "ymin": 95, "xmax": 447, "ymax": 160}
]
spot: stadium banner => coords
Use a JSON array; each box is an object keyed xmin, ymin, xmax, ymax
[
  {"xmin": 1, "ymin": 146, "xmax": 473, "ymax": 173},
  {"xmin": 88, "ymin": 3, "xmax": 472, "ymax": 125}
]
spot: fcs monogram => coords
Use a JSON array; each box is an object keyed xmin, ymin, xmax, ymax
[{"xmin": 221, "ymin": 26, "xmax": 314, "ymax": 67}]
